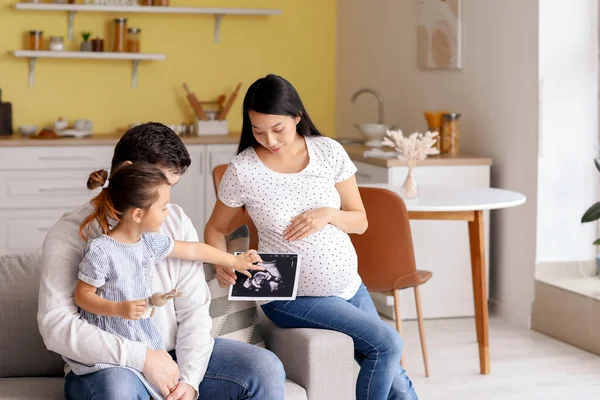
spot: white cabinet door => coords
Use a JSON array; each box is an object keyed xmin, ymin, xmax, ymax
[
  {"xmin": 0, "ymin": 170, "xmax": 102, "ymax": 209},
  {"xmin": 0, "ymin": 146, "xmax": 113, "ymax": 171},
  {"xmin": 204, "ymin": 144, "xmax": 238, "ymax": 225},
  {"xmin": 0, "ymin": 209, "xmax": 68, "ymax": 254},
  {"xmin": 169, "ymin": 145, "xmax": 206, "ymax": 240},
  {"xmin": 353, "ymin": 161, "xmax": 390, "ymax": 184}
]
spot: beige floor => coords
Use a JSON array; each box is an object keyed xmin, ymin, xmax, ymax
[{"xmin": 379, "ymin": 316, "xmax": 600, "ymax": 400}]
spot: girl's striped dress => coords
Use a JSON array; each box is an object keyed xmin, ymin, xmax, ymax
[{"xmin": 65, "ymin": 232, "xmax": 174, "ymax": 400}]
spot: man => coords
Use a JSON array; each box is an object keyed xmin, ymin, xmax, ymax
[{"xmin": 38, "ymin": 122, "xmax": 285, "ymax": 400}]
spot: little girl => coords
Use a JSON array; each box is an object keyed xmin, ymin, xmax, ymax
[{"xmin": 69, "ymin": 162, "xmax": 263, "ymax": 400}]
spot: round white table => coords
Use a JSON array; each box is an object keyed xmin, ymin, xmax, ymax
[{"xmin": 359, "ymin": 184, "xmax": 527, "ymax": 375}]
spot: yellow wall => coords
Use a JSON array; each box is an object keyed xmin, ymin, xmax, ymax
[{"xmin": 0, "ymin": 0, "xmax": 336, "ymax": 135}]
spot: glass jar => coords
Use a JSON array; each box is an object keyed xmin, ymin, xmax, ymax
[
  {"xmin": 91, "ymin": 37, "xmax": 104, "ymax": 52},
  {"xmin": 152, "ymin": 0, "xmax": 169, "ymax": 6},
  {"xmin": 48, "ymin": 36, "xmax": 64, "ymax": 51},
  {"xmin": 423, "ymin": 110, "xmax": 448, "ymax": 152},
  {"xmin": 29, "ymin": 30, "xmax": 43, "ymax": 50},
  {"xmin": 112, "ymin": 17, "xmax": 127, "ymax": 52},
  {"xmin": 440, "ymin": 113, "xmax": 461, "ymax": 155},
  {"xmin": 139, "ymin": 0, "xmax": 152, "ymax": 5},
  {"xmin": 126, "ymin": 28, "xmax": 141, "ymax": 53}
]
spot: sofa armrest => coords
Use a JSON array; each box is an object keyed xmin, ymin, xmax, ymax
[{"xmin": 258, "ymin": 307, "xmax": 355, "ymax": 400}]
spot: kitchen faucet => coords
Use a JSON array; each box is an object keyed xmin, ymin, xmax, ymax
[{"xmin": 351, "ymin": 88, "xmax": 384, "ymax": 124}]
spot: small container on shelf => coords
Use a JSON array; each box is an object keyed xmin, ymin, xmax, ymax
[
  {"xmin": 195, "ymin": 119, "xmax": 228, "ymax": 136},
  {"xmin": 91, "ymin": 37, "xmax": 104, "ymax": 52},
  {"xmin": 112, "ymin": 17, "xmax": 127, "ymax": 52},
  {"xmin": 29, "ymin": 30, "xmax": 43, "ymax": 51},
  {"xmin": 127, "ymin": 28, "xmax": 141, "ymax": 53},
  {"xmin": 49, "ymin": 36, "xmax": 65, "ymax": 51},
  {"xmin": 152, "ymin": 0, "xmax": 169, "ymax": 6},
  {"xmin": 139, "ymin": 0, "xmax": 152, "ymax": 5}
]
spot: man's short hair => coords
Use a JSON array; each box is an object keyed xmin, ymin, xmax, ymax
[{"xmin": 111, "ymin": 122, "xmax": 191, "ymax": 174}]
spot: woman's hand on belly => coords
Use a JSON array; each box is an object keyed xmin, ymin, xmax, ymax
[{"xmin": 284, "ymin": 207, "xmax": 335, "ymax": 241}]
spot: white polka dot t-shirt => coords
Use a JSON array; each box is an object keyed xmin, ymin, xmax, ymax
[{"xmin": 218, "ymin": 135, "xmax": 362, "ymax": 300}]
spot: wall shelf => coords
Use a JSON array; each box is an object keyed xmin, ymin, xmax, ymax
[
  {"xmin": 13, "ymin": 50, "xmax": 166, "ymax": 88},
  {"xmin": 13, "ymin": 3, "xmax": 282, "ymax": 43}
]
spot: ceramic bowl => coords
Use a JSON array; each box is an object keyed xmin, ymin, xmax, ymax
[
  {"xmin": 18, "ymin": 125, "xmax": 39, "ymax": 136},
  {"xmin": 354, "ymin": 123, "xmax": 391, "ymax": 141}
]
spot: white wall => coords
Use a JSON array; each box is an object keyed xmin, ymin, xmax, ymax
[
  {"xmin": 537, "ymin": 0, "xmax": 599, "ymax": 263},
  {"xmin": 337, "ymin": 0, "xmax": 539, "ymax": 327}
]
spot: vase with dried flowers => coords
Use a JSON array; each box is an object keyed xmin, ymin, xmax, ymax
[{"xmin": 382, "ymin": 129, "xmax": 440, "ymax": 198}]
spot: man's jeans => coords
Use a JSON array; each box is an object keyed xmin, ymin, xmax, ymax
[
  {"xmin": 262, "ymin": 283, "xmax": 418, "ymax": 400},
  {"xmin": 65, "ymin": 338, "xmax": 286, "ymax": 399}
]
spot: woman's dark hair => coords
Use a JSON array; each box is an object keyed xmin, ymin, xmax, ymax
[
  {"xmin": 79, "ymin": 162, "xmax": 170, "ymax": 240},
  {"xmin": 111, "ymin": 122, "xmax": 191, "ymax": 174},
  {"xmin": 238, "ymin": 74, "xmax": 323, "ymax": 154}
]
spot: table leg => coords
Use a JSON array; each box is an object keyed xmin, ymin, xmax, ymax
[{"xmin": 468, "ymin": 210, "xmax": 490, "ymax": 374}]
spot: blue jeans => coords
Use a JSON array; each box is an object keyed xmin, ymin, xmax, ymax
[
  {"xmin": 64, "ymin": 338, "xmax": 285, "ymax": 400},
  {"xmin": 261, "ymin": 283, "xmax": 418, "ymax": 400}
]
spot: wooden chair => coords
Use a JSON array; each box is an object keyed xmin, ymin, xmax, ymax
[
  {"xmin": 212, "ymin": 164, "xmax": 259, "ymax": 250},
  {"xmin": 350, "ymin": 187, "xmax": 432, "ymax": 376}
]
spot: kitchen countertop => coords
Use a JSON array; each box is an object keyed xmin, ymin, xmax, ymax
[
  {"xmin": 1, "ymin": 135, "xmax": 492, "ymax": 167},
  {"xmin": 343, "ymin": 144, "xmax": 493, "ymax": 167},
  {"xmin": 0, "ymin": 133, "xmax": 241, "ymax": 147}
]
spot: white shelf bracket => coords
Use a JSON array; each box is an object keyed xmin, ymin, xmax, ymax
[
  {"xmin": 214, "ymin": 14, "xmax": 224, "ymax": 44},
  {"xmin": 28, "ymin": 57, "xmax": 37, "ymax": 87},
  {"xmin": 131, "ymin": 59, "xmax": 140, "ymax": 88},
  {"xmin": 68, "ymin": 11, "xmax": 76, "ymax": 41}
]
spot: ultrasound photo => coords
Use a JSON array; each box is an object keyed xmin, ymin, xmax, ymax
[{"xmin": 229, "ymin": 253, "xmax": 301, "ymax": 301}]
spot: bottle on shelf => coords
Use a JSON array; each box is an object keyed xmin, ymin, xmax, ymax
[
  {"xmin": 127, "ymin": 28, "xmax": 141, "ymax": 53},
  {"xmin": 29, "ymin": 30, "xmax": 43, "ymax": 51},
  {"xmin": 113, "ymin": 17, "xmax": 127, "ymax": 52}
]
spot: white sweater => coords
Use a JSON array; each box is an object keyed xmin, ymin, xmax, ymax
[{"xmin": 37, "ymin": 203, "xmax": 214, "ymax": 393}]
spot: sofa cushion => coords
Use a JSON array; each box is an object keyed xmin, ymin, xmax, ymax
[
  {"xmin": 284, "ymin": 379, "xmax": 308, "ymax": 400},
  {"xmin": 203, "ymin": 225, "xmax": 263, "ymax": 345},
  {"xmin": 0, "ymin": 253, "xmax": 65, "ymax": 378},
  {"xmin": 0, "ymin": 377, "xmax": 64, "ymax": 400}
]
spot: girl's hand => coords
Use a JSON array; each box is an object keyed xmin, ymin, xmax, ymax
[
  {"xmin": 285, "ymin": 207, "xmax": 334, "ymax": 241},
  {"xmin": 232, "ymin": 250, "xmax": 264, "ymax": 278},
  {"xmin": 117, "ymin": 299, "xmax": 147, "ymax": 320}
]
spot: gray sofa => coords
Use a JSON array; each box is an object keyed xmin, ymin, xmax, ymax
[{"xmin": 0, "ymin": 252, "xmax": 355, "ymax": 400}]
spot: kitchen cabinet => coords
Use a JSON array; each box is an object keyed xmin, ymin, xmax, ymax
[{"xmin": 0, "ymin": 143, "xmax": 237, "ymax": 254}]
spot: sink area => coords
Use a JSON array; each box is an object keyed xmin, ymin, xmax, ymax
[
  {"xmin": 354, "ymin": 123, "xmax": 391, "ymax": 147},
  {"xmin": 351, "ymin": 88, "xmax": 391, "ymax": 147}
]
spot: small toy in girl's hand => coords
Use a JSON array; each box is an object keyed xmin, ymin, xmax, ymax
[{"xmin": 143, "ymin": 288, "xmax": 184, "ymax": 318}]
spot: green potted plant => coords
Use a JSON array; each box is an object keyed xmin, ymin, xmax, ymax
[
  {"xmin": 80, "ymin": 32, "xmax": 92, "ymax": 52},
  {"xmin": 580, "ymin": 157, "xmax": 600, "ymax": 275}
]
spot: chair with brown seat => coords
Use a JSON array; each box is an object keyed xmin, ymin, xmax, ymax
[
  {"xmin": 212, "ymin": 164, "xmax": 259, "ymax": 250},
  {"xmin": 350, "ymin": 186, "xmax": 432, "ymax": 377}
]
